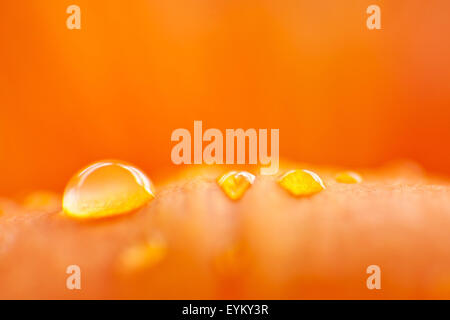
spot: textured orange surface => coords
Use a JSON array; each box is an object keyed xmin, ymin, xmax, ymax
[
  {"xmin": 0, "ymin": 0, "xmax": 449, "ymax": 300},
  {"xmin": 0, "ymin": 165, "xmax": 449, "ymax": 299}
]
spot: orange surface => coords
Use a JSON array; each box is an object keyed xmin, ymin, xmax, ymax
[
  {"xmin": 0, "ymin": 0, "xmax": 449, "ymax": 196},
  {"xmin": 0, "ymin": 165, "xmax": 449, "ymax": 299},
  {"xmin": 0, "ymin": 0, "xmax": 449, "ymax": 300}
]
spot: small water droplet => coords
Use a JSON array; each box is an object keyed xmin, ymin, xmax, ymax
[
  {"xmin": 278, "ymin": 169, "xmax": 325, "ymax": 196},
  {"xmin": 217, "ymin": 171, "xmax": 255, "ymax": 200},
  {"xmin": 117, "ymin": 237, "xmax": 167, "ymax": 274},
  {"xmin": 62, "ymin": 160, "xmax": 154, "ymax": 219},
  {"xmin": 335, "ymin": 171, "xmax": 362, "ymax": 184}
]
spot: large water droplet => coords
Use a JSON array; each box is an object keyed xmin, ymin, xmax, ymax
[{"xmin": 62, "ymin": 160, "xmax": 154, "ymax": 219}]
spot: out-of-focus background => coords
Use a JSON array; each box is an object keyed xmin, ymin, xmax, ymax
[{"xmin": 0, "ymin": 0, "xmax": 449, "ymax": 196}]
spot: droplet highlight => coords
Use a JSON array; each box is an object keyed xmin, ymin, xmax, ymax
[
  {"xmin": 278, "ymin": 169, "xmax": 325, "ymax": 196},
  {"xmin": 62, "ymin": 160, "xmax": 155, "ymax": 219},
  {"xmin": 335, "ymin": 171, "xmax": 362, "ymax": 184},
  {"xmin": 217, "ymin": 171, "xmax": 255, "ymax": 200}
]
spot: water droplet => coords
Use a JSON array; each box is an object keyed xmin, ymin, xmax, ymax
[
  {"xmin": 117, "ymin": 237, "xmax": 167, "ymax": 274},
  {"xmin": 278, "ymin": 169, "xmax": 325, "ymax": 196},
  {"xmin": 62, "ymin": 160, "xmax": 155, "ymax": 219},
  {"xmin": 335, "ymin": 171, "xmax": 362, "ymax": 184},
  {"xmin": 217, "ymin": 171, "xmax": 255, "ymax": 200}
]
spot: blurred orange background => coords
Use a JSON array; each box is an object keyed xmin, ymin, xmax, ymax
[{"xmin": 0, "ymin": 0, "xmax": 449, "ymax": 196}]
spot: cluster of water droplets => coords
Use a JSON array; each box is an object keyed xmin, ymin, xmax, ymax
[{"xmin": 61, "ymin": 160, "xmax": 362, "ymax": 220}]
